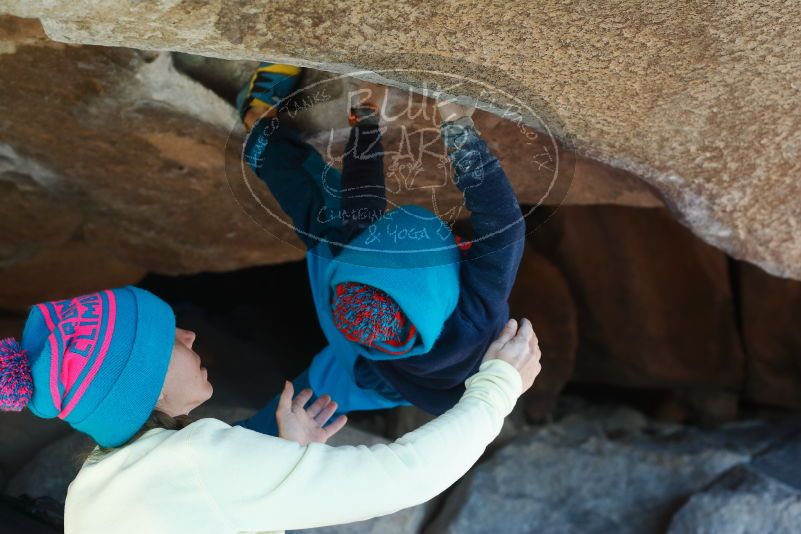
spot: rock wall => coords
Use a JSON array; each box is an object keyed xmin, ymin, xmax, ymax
[
  {"xmin": 427, "ymin": 403, "xmax": 801, "ymax": 533},
  {"xmin": 0, "ymin": 17, "xmax": 302, "ymax": 283},
  {"xmin": 739, "ymin": 262, "xmax": 801, "ymax": 411},
  {"xmin": 0, "ymin": 11, "xmax": 798, "ymax": 416},
  {"xmin": 532, "ymin": 206, "xmax": 744, "ymax": 393},
  {"xmin": 0, "ymin": 16, "xmax": 662, "ymax": 292},
  {"xmin": 2, "ymin": 1, "xmax": 800, "ymax": 280}
]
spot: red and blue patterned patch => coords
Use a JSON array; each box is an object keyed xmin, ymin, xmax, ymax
[{"xmin": 332, "ymin": 282, "xmax": 416, "ymax": 355}]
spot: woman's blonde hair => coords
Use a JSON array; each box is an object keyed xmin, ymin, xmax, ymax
[{"xmin": 84, "ymin": 411, "xmax": 195, "ymax": 463}]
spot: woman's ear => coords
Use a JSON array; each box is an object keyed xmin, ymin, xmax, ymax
[{"xmin": 155, "ymin": 390, "xmax": 166, "ymax": 409}]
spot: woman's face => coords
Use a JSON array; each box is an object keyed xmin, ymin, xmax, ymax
[{"xmin": 156, "ymin": 328, "xmax": 213, "ymax": 417}]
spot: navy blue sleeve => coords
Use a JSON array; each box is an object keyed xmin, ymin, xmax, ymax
[
  {"xmin": 244, "ymin": 117, "xmax": 337, "ymax": 249},
  {"xmin": 339, "ymin": 123, "xmax": 386, "ymax": 242},
  {"xmin": 446, "ymin": 122, "xmax": 526, "ymax": 326},
  {"xmin": 354, "ymin": 122, "xmax": 525, "ymax": 416}
]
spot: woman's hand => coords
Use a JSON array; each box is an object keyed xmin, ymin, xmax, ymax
[
  {"xmin": 481, "ymin": 318, "xmax": 542, "ymax": 394},
  {"xmin": 276, "ymin": 382, "xmax": 348, "ymax": 446}
]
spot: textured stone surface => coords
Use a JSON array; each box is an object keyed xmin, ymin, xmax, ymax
[
  {"xmin": 668, "ymin": 466, "xmax": 801, "ymax": 534},
  {"xmin": 738, "ymin": 261, "xmax": 801, "ymax": 411},
  {"xmin": 3, "ymin": 1, "xmax": 799, "ymax": 279},
  {"xmin": 0, "ymin": 240, "xmax": 146, "ymax": 311},
  {"xmin": 427, "ymin": 403, "xmax": 793, "ymax": 534},
  {"xmin": 0, "ymin": 408, "xmax": 69, "ymax": 485},
  {"xmin": 5, "ymin": 431, "xmax": 91, "ymax": 503},
  {"xmin": 0, "ymin": 17, "xmax": 303, "ymax": 277},
  {"xmin": 531, "ymin": 206, "xmax": 745, "ymax": 402},
  {"xmin": 509, "ymin": 249, "xmax": 577, "ymax": 420},
  {"xmin": 750, "ymin": 429, "xmax": 801, "ymax": 491},
  {"xmin": 0, "ymin": 15, "xmax": 664, "ymax": 288}
]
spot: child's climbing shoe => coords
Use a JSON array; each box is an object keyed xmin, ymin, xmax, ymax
[{"xmin": 236, "ymin": 63, "xmax": 302, "ymax": 119}]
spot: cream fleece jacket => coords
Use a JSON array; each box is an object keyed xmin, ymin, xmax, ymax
[{"xmin": 64, "ymin": 359, "xmax": 522, "ymax": 534}]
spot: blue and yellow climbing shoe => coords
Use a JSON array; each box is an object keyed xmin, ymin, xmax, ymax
[{"xmin": 236, "ymin": 63, "xmax": 302, "ymax": 119}]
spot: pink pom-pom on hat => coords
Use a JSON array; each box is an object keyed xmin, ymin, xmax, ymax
[{"xmin": 0, "ymin": 337, "xmax": 33, "ymax": 412}]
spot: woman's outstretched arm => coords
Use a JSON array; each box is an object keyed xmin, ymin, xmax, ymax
[{"xmin": 190, "ymin": 319, "xmax": 540, "ymax": 533}]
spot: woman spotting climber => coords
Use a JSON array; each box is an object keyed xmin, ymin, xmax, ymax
[
  {"xmin": 236, "ymin": 63, "xmax": 528, "ymax": 435},
  {"xmin": 0, "ymin": 287, "xmax": 541, "ymax": 532}
]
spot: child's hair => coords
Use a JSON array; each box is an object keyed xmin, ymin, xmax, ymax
[{"xmin": 83, "ymin": 411, "xmax": 195, "ymax": 464}]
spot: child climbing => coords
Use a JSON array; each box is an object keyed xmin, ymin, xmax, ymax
[
  {"xmin": 236, "ymin": 63, "xmax": 527, "ymax": 435},
  {"xmin": 0, "ymin": 287, "xmax": 542, "ymax": 533}
]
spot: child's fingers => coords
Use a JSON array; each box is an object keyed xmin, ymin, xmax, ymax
[
  {"xmin": 305, "ymin": 394, "xmax": 330, "ymax": 419},
  {"xmin": 324, "ymin": 415, "xmax": 348, "ymax": 438},
  {"xmin": 292, "ymin": 388, "xmax": 314, "ymax": 411},
  {"xmin": 277, "ymin": 381, "xmax": 293, "ymax": 414},
  {"xmin": 314, "ymin": 400, "xmax": 338, "ymax": 426}
]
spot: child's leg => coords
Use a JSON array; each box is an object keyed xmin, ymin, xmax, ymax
[
  {"xmin": 239, "ymin": 63, "xmax": 342, "ymax": 248},
  {"xmin": 245, "ymin": 121, "xmax": 342, "ymax": 248}
]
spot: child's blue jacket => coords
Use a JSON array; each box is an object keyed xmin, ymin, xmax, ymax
[{"xmin": 244, "ymin": 120, "xmax": 525, "ymax": 415}]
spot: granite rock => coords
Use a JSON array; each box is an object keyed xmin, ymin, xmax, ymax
[
  {"xmin": 4, "ymin": 1, "xmax": 799, "ymax": 279},
  {"xmin": 530, "ymin": 206, "xmax": 745, "ymax": 414},
  {"xmin": 509, "ymin": 249, "xmax": 577, "ymax": 420},
  {"xmin": 738, "ymin": 262, "xmax": 801, "ymax": 411},
  {"xmin": 0, "ymin": 15, "xmax": 665, "ymax": 288},
  {"xmin": 427, "ymin": 404, "xmax": 795, "ymax": 534},
  {"xmin": 668, "ymin": 466, "xmax": 801, "ymax": 534}
]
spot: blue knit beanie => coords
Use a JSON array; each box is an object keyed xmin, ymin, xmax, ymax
[{"xmin": 0, "ymin": 286, "xmax": 175, "ymax": 447}]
